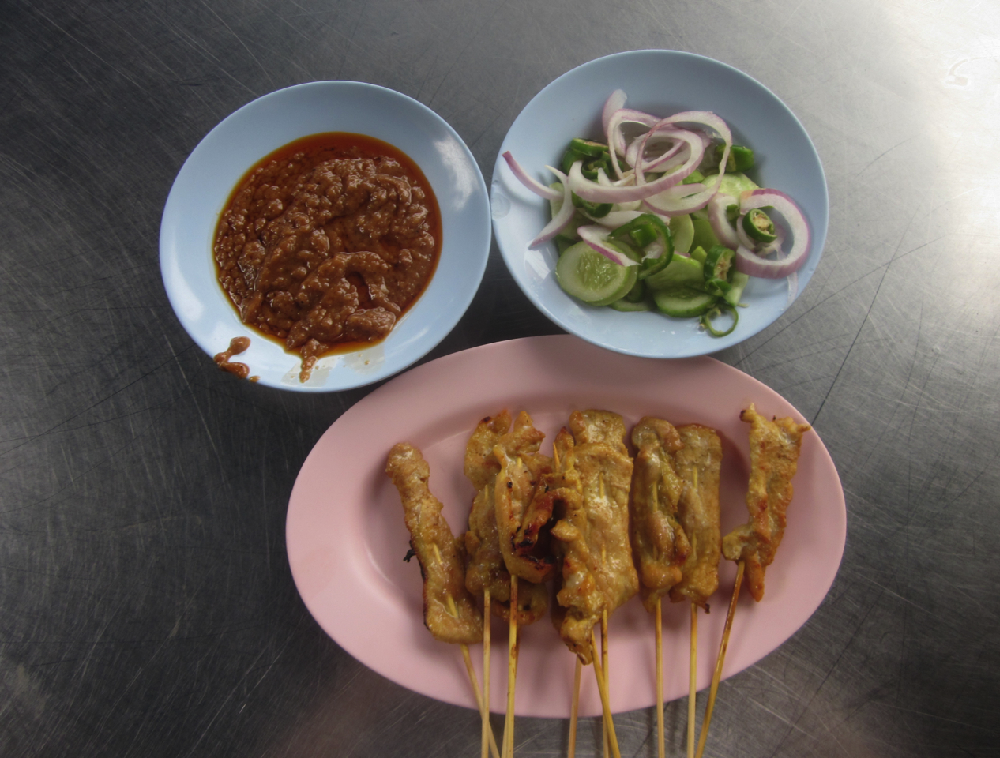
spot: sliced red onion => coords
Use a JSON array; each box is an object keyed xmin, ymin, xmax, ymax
[
  {"xmin": 587, "ymin": 209, "xmax": 645, "ymax": 228},
  {"xmin": 602, "ymin": 89, "xmax": 628, "ymax": 134},
  {"xmin": 502, "ymin": 151, "xmax": 563, "ymax": 202},
  {"xmin": 605, "ymin": 108, "xmax": 658, "ymax": 175},
  {"xmin": 732, "ymin": 189, "xmax": 811, "ymax": 278},
  {"xmin": 643, "ymin": 182, "xmax": 715, "ymax": 215},
  {"xmin": 529, "ymin": 165, "xmax": 575, "ymax": 247},
  {"xmin": 707, "ymin": 192, "xmax": 740, "ymax": 249},
  {"xmin": 574, "ymin": 111, "xmax": 731, "ymax": 204},
  {"xmin": 577, "ymin": 225, "xmax": 638, "ymax": 266}
]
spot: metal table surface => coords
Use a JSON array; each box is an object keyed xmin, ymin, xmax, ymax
[{"xmin": 2, "ymin": 1, "xmax": 998, "ymax": 756}]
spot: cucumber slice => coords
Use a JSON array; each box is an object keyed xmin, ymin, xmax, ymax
[
  {"xmin": 609, "ymin": 298, "xmax": 651, "ymax": 312},
  {"xmin": 555, "ymin": 241, "xmax": 638, "ymax": 307},
  {"xmin": 717, "ymin": 173, "xmax": 760, "ymax": 197},
  {"xmin": 643, "ymin": 253, "xmax": 704, "ymax": 291},
  {"xmin": 652, "ymin": 286, "xmax": 717, "ymax": 317},
  {"xmin": 691, "ymin": 217, "xmax": 721, "ymax": 250},
  {"xmin": 724, "ymin": 272, "xmax": 750, "ymax": 307},
  {"xmin": 669, "ymin": 214, "xmax": 695, "ymax": 256}
]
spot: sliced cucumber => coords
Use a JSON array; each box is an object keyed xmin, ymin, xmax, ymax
[
  {"xmin": 643, "ymin": 252, "xmax": 704, "ymax": 291},
  {"xmin": 691, "ymin": 217, "xmax": 721, "ymax": 251},
  {"xmin": 669, "ymin": 214, "xmax": 695, "ymax": 256},
  {"xmin": 555, "ymin": 241, "xmax": 638, "ymax": 307},
  {"xmin": 724, "ymin": 272, "xmax": 750, "ymax": 307},
  {"xmin": 717, "ymin": 173, "xmax": 760, "ymax": 197},
  {"xmin": 652, "ymin": 286, "xmax": 718, "ymax": 317},
  {"xmin": 609, "ymin": 298, "xmax": 651, "ymax": 312}
]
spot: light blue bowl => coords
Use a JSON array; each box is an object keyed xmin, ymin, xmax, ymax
[
  {"xmin": 492, "ymin": 50, "xmax": 829, "ymax": 358},
  {"xmin": 161, "ymin": 81, "xmax": 490, "ymax": 391}
]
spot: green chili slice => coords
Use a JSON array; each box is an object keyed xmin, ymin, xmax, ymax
[
  {"xmin": 742, "ymin": 208, "xmax": 777, "ymax": 243},
  {"xmin": 701, "ymin": 303, "xmax": 740, "ymax": 337},
  {"xmin": 714, "ymin": 144, "xmax": 755, "ymax": 173}
]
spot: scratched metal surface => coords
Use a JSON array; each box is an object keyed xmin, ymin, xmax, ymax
[{"xmin": 1, "ymin": 0, "xmax": 998, "ymax": 756}]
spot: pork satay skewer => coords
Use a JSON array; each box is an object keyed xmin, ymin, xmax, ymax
[
  {"xmin": 629, "ymin": 418, "xmax": 691, "ymax": 758},
  {"xmin": 465, "ymin": 412, "xmax": 553, "ymax": 758},
  {"xmin": 695, "ymin": 405, "xmax": 811, "ymax": 758},
  {"xmin": 385, "ymin": 443, "xmax": 500, "ymax": 758},
  {"xmin": 665, "ymin": 426, "xmax": 722, "ymax": 758},
  {"xmin": 550, "ymin": 411, "xmax": 637, "ymax": 758},
  {"xmin": 491, "ymin": 413, "xmax": 558, "ymax": 758}
]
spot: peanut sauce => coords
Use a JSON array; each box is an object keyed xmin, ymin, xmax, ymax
[
  {"xmin": 214, "ymin": 336, "xmax": 251, "ymax": 379},
  {"xmin": 213, "ymin": 133, "xmax": 442, "ymax": 382}
]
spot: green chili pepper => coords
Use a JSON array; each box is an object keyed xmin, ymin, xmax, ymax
[
  {"xmin": 607, "ymin": 213, "xmax": 676, "ymax": 280},
  {"xmin": 681, "ymin": 169, "xmax": 706, "ymax": 185},
  {"xmin": 714, "ymin": 144, "xmax": 755, "ymax": 173},
  {"xmin": 703, "ymin": 245, "xmax": 735, "ymax": 282},
  {"xmin": 700, "ymin": 303, "xmax": 740, "ymax": 337},
  {"xmin": 741, "ymin": 208, "xmax": 777, "ymax": 243},
  {"xmin": 571, "ymin": 193, "xmax": 612, "ymax": 219}
]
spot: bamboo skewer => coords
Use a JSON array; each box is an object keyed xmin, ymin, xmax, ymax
[
  {"xmin": 602, "ymin": 610, "xmax": 610, "ymax": 758},
  {"xmin": 482, "ymin": 587, "xmax": 492, "ymax": 758},
  {"xmin": 590, "ymin": 629, "xmax": 622, "ymax": 758},
  {"xmin": 655, "ymin": 598, "xmax": 665, "ymax": 758},
  {"xmin": 503, "ymin": 576, "xmax": 519, "ymax": 758},
  {"xmin": 687, "ymin": 603, "xmax": 698, "ymax": 758},
  {"xmin": 433, "ymin": 544, "xmax": 501, "ymax": 758},
  {"xmin": 695, "ymin": 560, "xmax": 745, "ymax": 758},
  {"xmin": 567, "ymin": 659, "xmax": 582, "ymax": 758}
]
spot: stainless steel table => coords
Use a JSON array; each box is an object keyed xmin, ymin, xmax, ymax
[{"xmin": 2, "ymin": 1, "xmax": 998, "ymax": 756}]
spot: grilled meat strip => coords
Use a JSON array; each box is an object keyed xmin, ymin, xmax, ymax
[
  {"xmin": 493, "ymin": 411, "xmax": 557, "ymax": 586},
  {"xmin": 551, "ymin": 410, "xmax": 638, "ymax": 663},
  {"xmin": 722, "ymin": 404, "xmax": 811, "ymax": 601},
  {"xmin": 629, "ymin": 417, "xmax": 691, "ymax": 612},
  {"xmin": 463, "ymin": 411, "xmax": 547, "ymax": 624},
  {"xmin": 668, "ymin": 425, "xmax": 723, "ymax": 610},
  {"xmin": 386, "ymin": 442, "xmax": 483, "ymax": 644}
]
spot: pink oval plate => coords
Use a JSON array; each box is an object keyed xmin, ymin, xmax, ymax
[{"xmin": 286, "ymin": 335, "xmax": 846, "ymax": 718}]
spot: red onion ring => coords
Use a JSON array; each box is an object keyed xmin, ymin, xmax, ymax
[{"xmin": 732, "ymin": 189, "xmax": 811, "ymax": 278}]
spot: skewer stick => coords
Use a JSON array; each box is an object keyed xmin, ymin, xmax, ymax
[
  {"xmin": 695, "ymin": 560, "xmax": 745, "ymax": 758},
  {"xmin": 655, "ymin": 598, "xmax": 665, "ymax": 758},
  {"xmin": 482, "ymin": 587, "xmax": 492, "ymax": 758},
  {"xmin": 687, "ymin": 603, "xmax": 698, "ymax": 758},
  {"xmin": 567, "ymin": 659, "xmax": 582, "ymax": 758},
  {"xmin": 590, "ymin": 629, "xmax": 622, "ymax": 758},
  {"xmin": 503, "ymin": 576, "xmax": 519, "ymax": 758},
  {"xmin": 602, "ymin": 610, "xmax": 610, "ymax": 758},
  {"xmin": 433, "ymin": 545, "xmax": 501, "ymax": 758}
]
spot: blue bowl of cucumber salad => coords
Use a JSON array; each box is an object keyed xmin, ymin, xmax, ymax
[{"xmin": 491, "ymin": 50, "xmax": 828, "ymax": 358}]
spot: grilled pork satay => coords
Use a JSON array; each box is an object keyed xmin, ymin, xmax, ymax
[
  {"xmin": 463, "ymin": 412, "xmax": 547, "ymax": 624},
  {"xmin": 668, "ymin": 425, "xmax": 723, "ymax": 609},
  {"xmin": 722, "ymin": 404, "xmax": 811, "ymax": 601},
  {"xmin": 493, "ymin": 411, "xmax": 557, "ymax": 586},
  {"xmin": 551, "ymin": 410, "xmax": 638, "ymax": 663},
  {"xmin": 629, "ymin": 417, "xmax": 691, "ymax": 612},
  {"xmin": 386, "ymin": 442, "xmax": 483, "ymax": 645}
]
